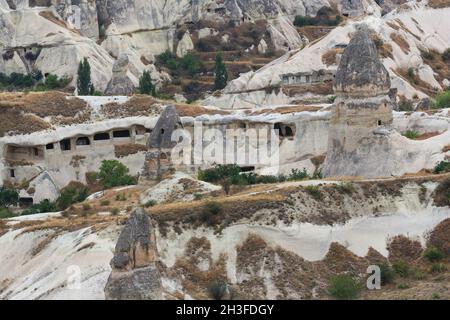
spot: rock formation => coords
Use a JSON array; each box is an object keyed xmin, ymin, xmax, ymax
[
  {"xmin": 104, "ymin": 208, "xmax": 162, "ymax": 300},
  {"xmin": 322, "ymin": 25, "xmax": 394, "ymax": 177},
  {"xmin": 142, "ymin": 105, "xmax": 183, "ymax": 181},
  {"xmin": 105, "ymin": 54, "xmax": 135, "ymax": 96}
]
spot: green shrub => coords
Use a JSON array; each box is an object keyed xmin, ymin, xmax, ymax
[
  {"xmin": 294, "ymin": 14, "xmax": 341, "ymax": 27},
  {"xmin": 397, "ymin": 282, "xmax": 409, "ymax": 289},
  {"xmin": 288, "ymin": 168, "xmax": 310, "ymax": 181},
  {"xmin": 100, "ymin": 200, "xmax": 110, "ymax": 206},
  {"xmin": 335, "ymin": 182, "xmax": 356, "ymax": 194},
  {"xmin": 22, "ymin": 199, "xmax": 57, "ymax": 216},
  {"xmin": 430, "ymin": 263, "xmax": 447, "ymax": 274},
  {"xmin": 111, "ymin": 208, "xmax": 120, "ymax": 216},
  {"xmin": 56, "ymin": 182, "xmax": 89, "ymax": 210},
  {"xmin": 442, "ymin": 48, "xmax": 450, "ymax": 61},
  {"xmin": 434, "ymin": 161, "xmax": 450, "ymax": 174},
  {"xmin": 115, "ymin": 193, "xmax": 127, "ymax": 201},
  {"xmin": 431, "ymin": 293, "xmax": 441, "ymax": 300},
  {"xmin": 201, "ymin": 201, "xmax": 223, "ymax": 225},
  {"xmin": 423, "ymin": 247, "xmax": 444, "ymax": 262},
  {"xmin": 179, "ymin": 53, "xmax": 205, "ymax": 76},
  {"xmin": 433, "ymin": 90, "xmax": 450, "ymax": 109},
  {"xmin": 0, "ymin": 207, "xmax": 15, "ymax": 219},
  {"xmin": 305, "ymin": 185, "xmax": 323, "ymax": 200},
  {"xmin": 402, "ymin": 130, "xmax": 421, "ymax": 139},
  {"xmin": 139, "ymin": 70, "xmax": 156, "ymax": 96},
  {"xmin": 0, "ymin": 186, "xmax": 19, "ymax": 207},
  {"xmin": 98, "ymin": 160, "xmax": 136, "ymax": 189},
  {"xmin": 327, "ymin": 274, "xmax": 361, "ymax": 300},
  {"xmin": 393, "ymin": 260, "xmax": 410, "ymax": 278},
  {"xmin": 379, "ymin": 263, "xmax": 395, "ymax": 285},
  {"xmin": 207, "ymin": 280, "xmax": 227, "ymax": 300},
  {"xmin": 82, "ymin": 203, "xmax": 91, "ymax": 211},
  {"xmin": 144, "ymin": 200, "xmax": 157, "ymax": 208}
]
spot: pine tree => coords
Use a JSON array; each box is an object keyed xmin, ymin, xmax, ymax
[
  {"xmin": 139, "ymin": 70, "xmax": 156, "ymax": 96},
  {"xmin": 77, "ymin": 57, "xmax": 95, "ymax": 95},
  {"xmin": 214, "ymin": 53, "xmax": 228, "ymax": 90}
]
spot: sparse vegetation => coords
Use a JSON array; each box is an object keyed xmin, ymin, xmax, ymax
[
  {"xmin": 442, "ymin": 48, "xmax": 450, "ymax": 61},
  {"xmin": 294, "ymin": 14, "xmax": 342, "ymax": 27},
  {"xmin": 434, "ymin": 160, "xmax": 450, "ymax": 174},
  {"xmin": 56, "ymin": 182, "xmax": 89, "ymax": 210},
  {"xmin": 327, "ymin": 274, "xmax": 361, "ymax": 300},
  {"xmin": 393, "ymin": 260, "xmax": 410, "ymax": 278},
  {"xmin": 198, "ymin": 165, "xmax": 313, "ymax": 191},
  {"xmin": 433, "ymin": 90, "xmax": 450, "ymax": 109},
  {"xmin": 22, "ymin": 199, "xmax": 57, "ymax": 216},
  {"xmin": 144, "ymin": 200, "xmax": 157, "ymax": 208},
  {"xmin": 0, "ymin": 207, "xmax": 15, "ymax": 219},
  {"xmin": 423, "ymin": 247, "xmax": 445, "ymax": 262},
  {"xmin": 207, "ymin": 280, "xmax": 227, "ymax": 300},
  {"xmin": 402, "ymin": 129, "xmax": 421, "ymax": 139},
  {"xmin": 305, "ymin": 185, "xmax": 323, "ymax": 201}
]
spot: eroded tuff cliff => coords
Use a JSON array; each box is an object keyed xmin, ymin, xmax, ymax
[{"xmin": 0, "ymin": 0, "xmax": 328, "ymax": 93}]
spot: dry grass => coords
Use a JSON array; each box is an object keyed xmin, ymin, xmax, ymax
[
  {"xmin": 428, "ymin": 0, "xmax": 450, "ymax": 8},
  {"xmin": 0, "ymin": 109, "xmax": 51, "ymax": 136},
  {"xmin": 283, "ymin": 82, "xmax": 333, "ymax": 96},
  {"xmin": 415, "ymin": 131, "xmax": 442, "ymax": 140},
  {"xmin": 174, "ymin": 103, "xmax": 229, "ymax": 117},
  {"xmin": 394, "ymin": 18, "xmax": 421, "ymax": 41},
  {"xmin": 249, "ymin": 105, "xmax": 322, "ymax": 115},
  {"xmin": 100, "ymin": 95, "xmax": 160, "ymax": 119},
  {"xmin": 420, "ymin": 49, "xmax": 450, "ymax": 84},
  {"xmin": 390, "ymin": 33, "xmax": 410, "ymax": 54},
  {"xmin": 114, "ymin": 144, "xmax": 148, "ymax": 158},
  {"xmin": 387, "ymin": 235, "xmax": 423, "ymax": 263},
  {"xmin": 394, "ymin": 68, "xmax": 438, "ymax": 96},
  {"xmin": 322, "ymin": 48, "xmax": 343, "ymax": 66},
  {"xmin": 0, "ymin": 91, "xmax": 90, "ymax": 135}
]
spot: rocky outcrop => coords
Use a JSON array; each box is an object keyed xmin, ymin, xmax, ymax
[
  {"xmin": 176, "ymin": 31, "xmax": 194, "ymax": 58},
  {"xmin": 105, "ymin": 54, "xmax": 135, "ymax": 96},
  {"xmin": 104, "ymin": 208, "xmax": 162, "ymax": 300}
]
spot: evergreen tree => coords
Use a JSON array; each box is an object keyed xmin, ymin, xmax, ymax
[
  {"xmin": 77, "ymin": 57, "xmax": 95, "ymax": 95},
  {"xmin": 139, "ymin": 70, "xmax": 156, "ymax": 96},
  {"xmin": 214, "ymin": 53, "xmax": 228, "ymax": 90}
]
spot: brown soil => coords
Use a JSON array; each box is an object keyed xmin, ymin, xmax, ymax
[
  {"xmin": 426, "ymin": 218, "xmax": 450, "ymax": 255},
  {"xmin": 387, "ymin": 235, "xmax": 423, "ymax": 263},
  {"xmin": 390, "ymin": 33, "xmax": 410, "ymax": 54},
  {"xmin": 100, "ymin": 95, "xmax": 160, "ymax": 118},
  {"xmin": 322, "ymin": 48, "xmax": 343, "ymax": 66}
]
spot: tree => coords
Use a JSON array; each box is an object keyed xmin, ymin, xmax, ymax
[
  {"xmin": 77, "ymin": 57, "xmax": 95, "ymax": 95},
  {"xmin": 0, "ymin": 186, "xmax": 19, "ymax": 207},
  {"xmin": 98, "ymin": 160, "xmax": 136, "ymax": 189},
  {"xmin": 214, "ymin": 53, "xmax": 228, "ymax": 90},
  {"xmin": 139, "ymin": 70, "xmax": 156, "ymax": 96}
]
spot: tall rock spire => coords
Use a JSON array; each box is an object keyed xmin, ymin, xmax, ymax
[{"xmin": 322, "ymin": 24, "xmax": 394, "ymax": 178}]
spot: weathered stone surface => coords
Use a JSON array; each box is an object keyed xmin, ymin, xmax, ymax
[
  {"xmin": 104, "ymin": 208, "xmax": 162, "ymax": 300},
  {"xmin": 333, "ymin": 25, "xmax": 391, "ymax": 97},
  {"xmin": 176, "ymin": 31, "xmax": 194, "ymax": 58},
  {"xmin": 147, "ymin": 105, "xmax": 183, "ymax": 149},
  {"xmin": 105, "ymin": 54, "xmax": 135, "ymax": 96},
  {"xmin": 323, "ymin": 24, "xmax": 395, "ymax": 178}
]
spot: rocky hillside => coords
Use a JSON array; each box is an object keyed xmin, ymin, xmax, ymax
[
  {"xmin": 205, "ymin": 2, "xmax": 450, "ymax": 108},
  {"xmin": 1, "ymin": 175, "xmax": 450, "ymax": 299},
  {"xmin": 0, "ymin": 0, "xmax": 330, "ymax": 95}
]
